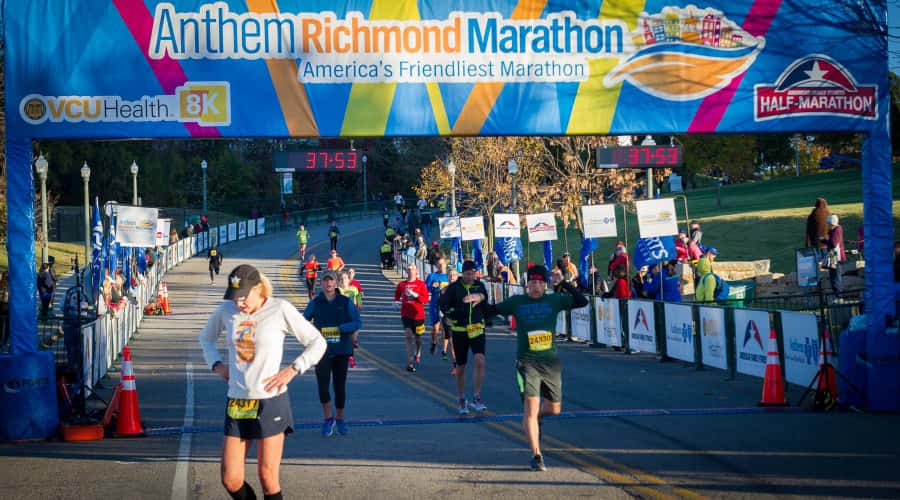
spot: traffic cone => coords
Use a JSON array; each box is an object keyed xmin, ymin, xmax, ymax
[
  {"xmin": 759, "ymin": 328, "xmax": 788, "ymax": 406},
  {"xmin": 509, "ymin": 315, "xmax": 516, "ymax": 332},
  {"xmin": 115, "ymin": 346, "xmax": 145, "ymax": 437},
  {"xmin": 815, "ymin": 328, "xmax": 838, "ymax": 407},
  {"xmin": 158, "ymin": 281, "xmax": 171, "ymax": 315}
]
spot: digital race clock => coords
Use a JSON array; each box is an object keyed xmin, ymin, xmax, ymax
[
  {"xmin": 595, "ymin": 146, "xmax": 683, "ymax": 168},
  {"xmin": 273, "ymin": 149, "xmax": 360, "ymax": 172}
]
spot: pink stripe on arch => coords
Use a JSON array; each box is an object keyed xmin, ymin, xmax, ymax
[
  {"xmin": 113, "ymin": 0, "xmax": 221, "ymax": 138},
  {"xmin": 687, "ymin": 0, "xmax": 783, "ymax": 133}
]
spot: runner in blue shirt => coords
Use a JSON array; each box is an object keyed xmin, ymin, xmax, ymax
[{"xmin": 424, "ymin": 257, "xmax": 450, "ymax": 357}]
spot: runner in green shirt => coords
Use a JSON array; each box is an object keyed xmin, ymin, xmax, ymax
[
  {"xmin": 481, "ymin": 265, "xmax": 587, "ymax": 472},
  {"xmin": 296, "ymin": 225, "xmax": 309, "ymax": 260}
]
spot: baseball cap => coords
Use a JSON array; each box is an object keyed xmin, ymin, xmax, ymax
[
  {"xmin": 827, "ymin": 214, "xmax": 839, "ymax": 225},
  {"xmin": 562, "ymin": 251, "xmax": 570, "ymax": 257},
  {"xmin": 432, "ymin": 241, "xmax": 438, "ymax": 246},
  {"xmin": 462, "ymin": 260, "xmax": 477, "ymax": 272},
  {"xmin": 526, "ymin": 265, "xmax": 549, "ymax": 282},
  {"xmin": 224, "ymin": 265, "xmax": 261, "ymax": 300},
  {"xmin": 707, "ymin": 247, "xmax": 720, "ymax": 256},
  {"xmin": 321, "ymin": 270, "xmax": 338, "ymax": 281},
  {"xmin": 639, "ymin": 266, "xmax": 649, "ymax": 272}
]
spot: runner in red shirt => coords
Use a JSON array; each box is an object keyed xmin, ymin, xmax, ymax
[
  {"xmin": 394, "ymin": 263, "xmax": 429, "ymax": 372},
  {"xmin": 303, "ymin": 255, "xmax": 319, "ymax": 300}
]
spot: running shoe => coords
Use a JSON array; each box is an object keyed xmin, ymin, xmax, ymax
[
  {"xmin": 407, "ymin": 363, "xmax": 416, "ymax": 373},
  {"xmin": 441, "ymin": 351, "xmax": 448, "ymax": 361},
  {"xmin": 335, "ymin": 419, "xmax": 349, "ymax": 435},
  {"xmin": 470, "ymin": 397, "xmax": 488, "ymax": 412},
  {"xmin": 321, "ymin": 418, "xmax": 335, "ymax": 437},
  {"xmin": 530, "ymin": 454, "xmax": 547, "ymax": 471},
  {"xmin": 457, "ymin": 398, "xmax": 469, "ymax": 415},
  {"xmin": 430, "ymin": 343, "xmax": 437, "ymax": 355},
  {"xmin": 414, "ymin": 355, "xmax": 421, "ymax": 370}
]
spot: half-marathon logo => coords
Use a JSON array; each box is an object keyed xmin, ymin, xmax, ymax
[
  {"xmin": 754, "ymin": 54, "xmax": 877, "ymax": 121},
  {"xmin": 19, "ymin": 82, "xmax": 231, "ymax": 127}
]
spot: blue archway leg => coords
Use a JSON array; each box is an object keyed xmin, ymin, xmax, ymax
[{"xmin": 6, "ymin": 137, "xmax": 37, "ymax": 353}]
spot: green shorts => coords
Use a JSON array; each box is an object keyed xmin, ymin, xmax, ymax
[{"xmin": 516, "ymin": 357, "xmax": 562, "ymax": 402}]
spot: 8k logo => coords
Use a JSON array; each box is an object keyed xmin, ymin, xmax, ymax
[{"xmin": 177, "ymin": 82, "xmax": 231, "ymax": 126}]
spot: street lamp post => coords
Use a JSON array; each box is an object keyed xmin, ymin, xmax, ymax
[
  {"xmin": 34, "ymin": 154, "xmax": 50, "ymax": 265},
  {"xmin": 805, "ymin": 135, "xmax": 815, "ymax": 169},
  {"xmin": 201, "ymin": 160, "xmax": 208, "ymax": 214},
  {"xmin": 448, "ymin": 158, "xmax": 457, "ymax": 216},
  {"xmin": 130, "ymin": 161, "xmax": 139, "ymax": 206},
  {"xmin": 507, "ymin": 156, "xmax": 520, "ymax": 282},
  {"xmin": 362, "ymin": 154, "xmax": 369, "ymax": 214},
  {"xmin": 641, "ymin": 135, "xmax": 656, "ymax": 199},
  {"xmin": 791, "ymin": 134, "xmax": 801, "ymax": 177},
  {"xmin": 81, "ymin": 162, "xmax": 91, "ymax": 291}
]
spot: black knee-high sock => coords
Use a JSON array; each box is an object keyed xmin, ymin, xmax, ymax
[
  {"xmin": 264, "ymin": 492, "xmax": 283, "ymax": 500},
  {"xmin": 228, "ymin": 481, "xmax": 256, "ymax": 500}
]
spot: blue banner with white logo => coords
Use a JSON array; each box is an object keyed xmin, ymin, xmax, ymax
[
  {"xmin": 90, "ymin": 197, "xmax": 103, "ymax": 296},
  {"xmin": 543, "ymin": 241, "xmax": 553, "ymax": 270},
  {"xmin": 633, "ymin": 236, "xmax": 677, "ymax": 270},
  {"xmin": 495, "ymin": 236, "xmax": 523, "ymax": 266},
  {"xmin": 579, "ymin": 237, "xmax": 599, "ymax": 289}
]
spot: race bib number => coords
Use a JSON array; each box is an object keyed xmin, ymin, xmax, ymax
[
  {"xmin": 466, "ymin": 323, "xmax": 484, "ymax": 339},
  {"xmin": 321, "ymin": 327, "xmax": 340, "ymax": 343},
  {"xmin": 210, "ymin": 250, "xmax": 217, "ymax": 257},
  {"xmin": 330, "ymin": 231, "xmax": 337, "ymax": 238},
  {"xmin": 527, "ymin": 330, "xmax": 553, "ymax": 352},
  {"xmin": 227, "ymin": 398, "xmax": 259, "ymax": 420},
  {"xmin": 414, "ymin": 324, "xmax": 426, "ymax": 335}
]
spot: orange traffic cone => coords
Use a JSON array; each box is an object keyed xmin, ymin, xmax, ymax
[
  {"xmin": 815, "ymin": 328, "xmax": 838, "ymax": 407},
  {"xmin": 115, "ymin": 347, "xmax": 145, "ymax": 437},
  {"xmin": 509, "ymin": 315, "xmax": 516, "ymax": 332},
  {"xmin": 158, "ymin": 282, "xmax": 171, "ymax": 315},
  {"xmin": 759, "ymin": 328, "xmax": 788, "ymax": 406}
]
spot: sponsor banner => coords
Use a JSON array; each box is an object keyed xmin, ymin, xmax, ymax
[
  {"xmin": 507, "ymin": 284, "xmax": 523, "ymax": 297},
  {"xmin": 581, "ymin": 204, "xmax": 618, "ymax": 238},
  {"xmin": 155, "ymin": 218, "xmax": 171, "ymax": 247},
  {"xmin": 494, "ymin": 213, "xmax": 521, "ymax": 238},
  {"xmin": 781, "ymin": 311, "xmax": 820, "ymax": 386},
  {"xmin": 238, "ymin": 221, "xmax": 247, "ymax": 239},
  {"xmin": 556, "ymin": 311, "xmax": 567, "ymax": 336},
  {"xmin": 228, "ymin": 223, "xmax": 237, "ymax": 242},
  {"xmin": 115, "ymin": 205, "xmax": 159, "ymax": 248},
  {"xmin": 635, "ymin": 199, "xmax": 678, "ymax": 238},
  {"xmin": 734, "ymin": 309, "xmax": 770, "ymax": 378},
  {"xmin": 595, "ymin": 298, "xmax": 622, "ymax": 347},
  {"xmin": 219, "ymin": 225, "xmax": 228, "ymax": 244},
  {"xmin": 247, "ymin": 220, "xmax": 256, "ymax": 237},
  {"xmin": 281, "ymin": 173, "xmax": 293, "ymax": 195},
  {"xmin": 628, "ymin": 300, "xmax": 656, "ymax": 353},
  {"xmin": 490, "ymin": 283, "xmax": 503, "ymax": 304},
  {"xmin": 460, "ymin": 216, "xmax": 486, "ymax": 241},
  {"xmin": 526, "ymin": 213, "xmax": 558, "ymax": 242},
  {"xmin": 570, "ymin": 305, "xmax": 591, "ymax": 341},
  {"xmin": 699, "ymin": 307, "xmax": 728, "ymax": 370},
  {"xmin": 664, "ymin": 303, "xmax": 694, "ymax": 362},
  {"xmin": 257, "ymin": 217, "xmax": 266, "ymax": 235},
  {"xmin": 633, "ymin": 236, "xmax": 677, "ymax": 270},
  {"xmin": 210, "ymin": 227, "xmax": 219, "ymax": 245},
  {"xmin": 438, "ymin": 217, "xmax": 462, "ymax": 239}
]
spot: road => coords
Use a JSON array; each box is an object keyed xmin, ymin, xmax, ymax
[{"xmin": 1, "ymin": 217, "xmax": 898, "ymax": 499}]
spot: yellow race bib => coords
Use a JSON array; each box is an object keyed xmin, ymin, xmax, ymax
[
  {"xmin": 527, "ymin": 331, "xmax": 553, "ymax": 352},
  {"xmin": 466, "ymin": 323, "xmax": 484, "ymax": 339},
  {"xmin": 227, "ymin": 398, "xmax": 259, "ymax": 420},
  {"xmin": 414, "ymin": 324, "xmax": 426, "ymax": 335},
  {"xmin": 321, "ymin": 327, "xmax": 341, "ymax": 343}
]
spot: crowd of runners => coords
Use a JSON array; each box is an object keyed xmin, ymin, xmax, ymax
[{"xmin": 197, "ymin": 202, "xmax": 580, "ymax": 499}]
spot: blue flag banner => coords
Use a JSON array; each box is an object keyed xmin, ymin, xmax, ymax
[
  {"xmin": 107, "ymin": 210, "xmax": 118, "ymax": 275},
  {"xmin": 137, "ymin": 248, "xmax": 147, "ymax": 275},
  {"xmin": 90, "ymin": 197, "xmax": 103, "ymax": 294},
  {"xmin": 579, "ymin": 237, "xmax": 599, "ymax": 289},
  {"xmin": 496, "ymin": 236, "xmax": 523, "ymax": 266},
  {"xmin": 452, "ymin": 237, "xmax": 462, "ymax": 270},
  {"xmin": 543, "ymin": 241, "xmax": 553, "ymax": 269},
  {"xmin": 122, "ymin": 248, "xmax": 132, "ymax": 290},
  {"xmin": 633, "ymin": 236, "xmax": 678, "ymax": 270},
  {"xmin": 473, "ymin": 239, "xmax": 484, "ymax": 271}
]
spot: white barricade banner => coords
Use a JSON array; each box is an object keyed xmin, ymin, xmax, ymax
[
  {"xmin": 155, "ymin": 218, "xmax": 171, "ymax": 247},
  {"xmin": 526, "ymin": 212, "xmax": 558, "ymax": 242},
  {"xmin": 595, "ymin": 298, "xmax": 621, "ymax": 347},
  {"xmin": 494, "ymin": 213, "xmax": 521, "ymax": 238},
  {"xmin": 257, "ymin": 217, "xmax": 266, "ymax": 235},
  {"xmin": 628, "ymin": 300, "xmax": 656, "ymax": 353},
  {"xmin": 635, "ymin": 198, "xmax": 678, "ymax": 238},
  {"xmin": 781, "ymin": 311, "xmax": 820, "ymax": 386},
  {"xmin": 210, "ymin": 227, "xmax": 219, "ymax": 245},
  {"xmin": 238, "ymin": 221, "xmax": 247, "ymax": 239},
  {"xmin": 228, "ymin": 223, "xmax": 237, "ymax": 241},
  {"xmin": 734, "ymin": 309, "xmax": 770, "ymax": 378},
  {"xmin": 570, "ymin": 305, "xmax": 591, "ymax": 341},
  {"xmin": 507, "ymin": 284, "xmax": 523, "ymax": 297},
  {"xmin": 664, "ymin": 303, "xmax": 694, "ymax": 362},
  {"xmin": 219, "ymin": 225, "xmax": 228, "ymax": 244},
  {"xmin": 556, "ymin": 311, "xmax": 566, "ymax": 336},
  {"xmin": 581, "ymin": 204, "xmax": 618, "ymax": 238},
  {"xmin": 699, "ymin": 307, "xmax": 728, "ymax": 370},
  {"xmin": 438, "ymin": 216, "xmax": 462, "ymax": 239},
  {"xmin": 116, "ymin": 205, "xmax": 159, "ymax": 247},
  {"xmin": 247, "ymin": 220, "xmax": 256, "ymax": 237},
  {"xmin": 491, "ymin": 283, "xmax": 503, "ymax": 304},
  {"xmin": 460, "ymin": 216, "xmax": 486, "ymax": 241}
]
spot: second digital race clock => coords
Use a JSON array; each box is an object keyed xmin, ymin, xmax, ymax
[
  {"xmin": 596, "ymin": 146, "xmax": 683, "ymax": 168},
  {"xmin": 273, "ymin": 150, "xmax": 360, "ymax": 172}
]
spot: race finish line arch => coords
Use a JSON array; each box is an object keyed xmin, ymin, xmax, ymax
[{"xmin": 2, "ymin": 1, "xmax": 892, "ymax": 439}]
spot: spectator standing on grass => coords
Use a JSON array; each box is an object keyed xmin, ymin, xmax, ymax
[
  {"xmin": 820, "ymin": 214, "xmax": 845, "ymax": 293},
  {"xmin": 805, "ymin": 198, "xmax": 831, "ymax": 250}
]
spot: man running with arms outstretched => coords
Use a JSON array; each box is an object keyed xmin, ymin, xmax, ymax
[
  {"xmin": 481, "ymin": 265, "xmax": 587, "ymax": 471},
  {"xmin": 393, "ymin": 263, "xmax": 429, "ymax": 372},
  {"xmin": 439, "ymin": 260, "xmax": 490, "ymax": 415}
]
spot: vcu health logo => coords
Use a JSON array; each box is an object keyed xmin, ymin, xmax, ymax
[
  {"xmin": 19, "ymin": 81, "xmax": 230, "ymax": 127},
  {"xmin": 754, "ymin": 54, "xmax": 877, "ymax": 121},
  {"xmin": 605, "ymin": 5, "xmax": 765, "ymax": 101}
]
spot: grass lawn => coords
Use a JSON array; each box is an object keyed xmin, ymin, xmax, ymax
[
  {"xmin": 514, "ymin": 167, "xmax": 900, "ymax": 275},
  {"xmin": 0, "ymin": 241, "xmax": 88, "ymax": 274}
]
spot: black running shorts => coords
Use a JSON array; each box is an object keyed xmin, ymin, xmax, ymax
[
  {"xmin": 401, "ymin": 317, "xmax": 425, "ymax": 335},
  {"xmin": 452, "ymin": 331, "xmax": 486, "ymax": 366},
  {"xmin": 224, "ymin": 391, "xmax": 294, "ymax": 439}
]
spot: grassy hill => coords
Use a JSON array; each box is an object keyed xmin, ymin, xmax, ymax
[{"xmin": 519, "ymin": 167, "xmax": 900, "ymax": 275}]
